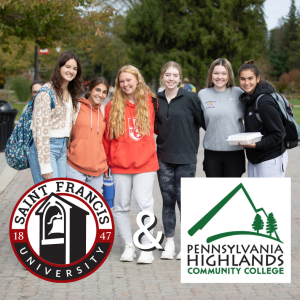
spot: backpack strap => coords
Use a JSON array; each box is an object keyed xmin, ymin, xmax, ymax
[
  {"xmin": 32, "ymin": 86, "xmax": 56, "ymax": 110},
  {"xmin": 255, "ymin": 92, "xmax": 285, "ymax": 171},
  {"xmin": 254, "ymin": 93, "xmax": 278, "ymax": 123}
]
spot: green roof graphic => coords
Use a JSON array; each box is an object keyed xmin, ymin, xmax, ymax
[{"xmin": 188, "ymin": 183, "xmax": 282, "ymax": 243}]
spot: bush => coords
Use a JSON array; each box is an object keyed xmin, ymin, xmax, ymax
[{"xmin": 10, "ymin": 76, "xmax": 31, "ymax": 102}]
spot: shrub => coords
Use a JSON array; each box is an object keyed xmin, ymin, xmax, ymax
[{"xmin": 9, "ymin": 76, "xmax": 31, "ymax": 102}]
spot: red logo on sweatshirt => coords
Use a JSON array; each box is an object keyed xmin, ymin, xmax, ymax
[{"xmin": 128, "ymin": 117, "xmax": 143, "ymax": 141}]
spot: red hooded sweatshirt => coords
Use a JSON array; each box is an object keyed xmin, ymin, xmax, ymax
[
  {"xmin": 67, "ymin": 97, "xmax": 107, "ymax": 176},
  {"xmin": 103, "ymin": 95, "xmax": 159, "ymax": 174}
]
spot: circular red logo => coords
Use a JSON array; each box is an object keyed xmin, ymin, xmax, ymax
[{"xmin": 10, "ymin": 178, "xmax": 115, "ymax": 283}]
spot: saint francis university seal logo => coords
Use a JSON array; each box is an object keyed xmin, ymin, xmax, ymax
[
  {"xmin": 10, "ymin": 178, "xmax": 114, "ymax": 283},
  {"xmin": 181, "ymin": 178, "xmax": 291, "ymax": 283}
]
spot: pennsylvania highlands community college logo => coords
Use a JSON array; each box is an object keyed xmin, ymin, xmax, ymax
[
  {"xmin": 181, "ymin": 178, "xmax": 291, "ymax": 283},
  {"xmin": 10, "ymin": 179, "xmax": 114, "ymax": 283}
]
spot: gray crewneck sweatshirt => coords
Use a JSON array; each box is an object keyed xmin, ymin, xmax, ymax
[{"xmin": 198, "ymin": 86, "xmax": 245, "ymax": 151}]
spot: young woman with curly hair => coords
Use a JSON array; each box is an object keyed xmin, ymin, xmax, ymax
[
  {"xmin": 29, "ymin": 52, "xmax": 84, "ymax": 184},
  {"xmin": 103, "ymin": 65, "xmax": 159, "ymax": 264}
]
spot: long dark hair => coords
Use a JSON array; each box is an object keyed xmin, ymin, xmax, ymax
[
  {"xmin": 49, "ymin": 51, "xmax": 84, "ymax": 110},
  {"xmin": 85, "ymin": 77, "xmax": 109, "ymax": 99}
]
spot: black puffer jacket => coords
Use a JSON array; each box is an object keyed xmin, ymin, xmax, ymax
[{"xmin": 239, "ymin": 81, "xmax": 286, "ymax": 164}]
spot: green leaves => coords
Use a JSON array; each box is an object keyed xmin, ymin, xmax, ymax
[
  {"xmin": 122, "ymin": 0, "xmax": 267, "ymax": 89},
  {"xmin": 0, "ymin": 0, "xmax": 115, "ymax": 49}
]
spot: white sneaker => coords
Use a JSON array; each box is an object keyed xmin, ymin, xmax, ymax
[
  {"xmin": 137, "ymin": 251, "xmax": 154, "ymax": 264},
  {"xmin": 120, "ymin": 243, "xmax": 136, "ymax": 262},
  {"xmin": 160, "ymin": 241, "xmax": 176, "ymax": 259},
  {"xmin": 176, "ymin": 251, "xmax": 181, "ymax": 260}
]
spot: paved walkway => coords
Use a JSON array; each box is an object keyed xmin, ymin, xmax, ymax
[{"xmin": 0, "ymin": 130, "xmax": 300, "ymax": 299}]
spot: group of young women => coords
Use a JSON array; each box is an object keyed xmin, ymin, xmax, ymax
[{"xmin": 29, "ymin": 51, "xmax": 288, "ymax": 264}]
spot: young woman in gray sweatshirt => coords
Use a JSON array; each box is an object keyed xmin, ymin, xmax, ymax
[{"xmin": 198, "ymin": 58, "xmax": 245, "ymax": 177}]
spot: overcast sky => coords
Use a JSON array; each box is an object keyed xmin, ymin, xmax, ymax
[{"xmin": 264, "ymin": 0, "xmax": 300, "ymax": 30}]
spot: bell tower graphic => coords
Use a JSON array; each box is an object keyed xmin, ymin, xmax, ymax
[{"xmin": 35, "ymin": 193, "xmax": 89, "ymax": 264}]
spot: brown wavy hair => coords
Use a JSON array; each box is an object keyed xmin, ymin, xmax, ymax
[
  {"xmin": 49, "ymin": 51, "xmax": 84, "ymax": 110},
  {"xmin": 206, "ymin": 58, "xmax": 235, "ymax": 88},
  {"xmin": 107, "ymin": 65, "xmax": 157, "ymax": 139},
  {"xmin": 84, "ymin": 77, "xmax": 109, "ymax": 99}
]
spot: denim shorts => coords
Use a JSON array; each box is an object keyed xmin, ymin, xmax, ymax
[{"xmin": 29, "ymin": 137, "xmax": 68, "ymax": 184}]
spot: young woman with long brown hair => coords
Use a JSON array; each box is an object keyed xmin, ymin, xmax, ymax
[
  {"xmin": 156, "ymin": 61, "xmax": 205, "ymax": 260},
  {"xmin": 103, "ymin": 65, "xmax": 159, "ymax": 264},
  {"xmin": 198, "ymin": 58, "xmax": 245, "ymax": 177},
  {"xmin": 67, "ymin": 77, "xmax": 109, "ymax": 194},
  {"xmin": 238, "ymin": 60, "xmax": 288, "ymax": 177},
  {"xmin": 29, "ymin": 52, "xmax": 84, "ymax": 184}
]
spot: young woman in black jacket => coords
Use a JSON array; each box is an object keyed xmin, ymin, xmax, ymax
[
  {"xmin": 156, "ymin": 61, "xmax": 205, "ymax": 260},
  {"xmin": 238, "ymin": 60, "xmax": 288, "ymax": 177}
]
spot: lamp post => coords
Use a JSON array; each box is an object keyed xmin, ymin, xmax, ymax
[{"xmin": 34, "ymin": 45, "xmax": 38, "ymax": 80}]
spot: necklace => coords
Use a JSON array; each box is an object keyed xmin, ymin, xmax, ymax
[
  {"xmin": 63, "ymin": 90, "xmax": 69, "ymax": 103},
  {"xmin": 213, "ymin": 88, "xmax": 229, "ymax": 102}
]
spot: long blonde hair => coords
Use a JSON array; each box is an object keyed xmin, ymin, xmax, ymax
[
  {"xmin": 108, "ymin": 65, "xmax": 157, "ymax": 139},
  {"xmin": 206, "ymin": 58, "xmax": 235, "ymax": 88}
]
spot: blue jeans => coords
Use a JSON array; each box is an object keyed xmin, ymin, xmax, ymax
[
  {"xmin": 66, "ymin": 163, "xmax": 103, "ymax": 195},
  {"xmin": 29, "ymin": 137, "xmax": 68, "ymax": 184}
]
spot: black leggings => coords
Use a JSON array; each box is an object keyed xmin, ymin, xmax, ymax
[
  {"xmin": 157, "ymin": 160, "xmax": 196, "ymax": 238},
  {"xmin": 203, "ymin": 149, "xmax": 245, "ymax": 177}
]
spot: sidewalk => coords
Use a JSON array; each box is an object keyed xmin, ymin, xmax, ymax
[
  {"xmin": 0, "ymin": 131, "xmax": 300, "ymax": 299},
  {"xmin": 0, "ymin": 153, "xmax": 18, "ymax": 194}
]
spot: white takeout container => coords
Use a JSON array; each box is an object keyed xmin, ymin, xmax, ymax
[{"xmin": 226, "ymin": 132, "xmax": 263, "ymax": 146}]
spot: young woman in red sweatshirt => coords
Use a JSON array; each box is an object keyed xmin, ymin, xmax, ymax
[
  {"xmin": 67, "ymin": 77, "xmax": 109, "ymax": 194},
  {"xmin": 103, "ymin": 65, "xmax": 159, "ymax": 264}
]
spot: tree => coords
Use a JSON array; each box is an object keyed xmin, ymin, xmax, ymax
[
  {"xmin": 122, "ymin": 0, "xmax": 267, "ymax": 90},
  {"xmin": 266, "ymin": 213, "xmax": 278, "ymax": 237},
  {"xmin": 0, "ymin": 0, "xmax": 115, "ymax": 50},
  {"xmin": 0, "ymin": 37, "xmax": 34, "ymax": 86},
  {"xmin": 252, "ymin": 213, "xmax": 264, "ymax": 233},
  {"xmin": 267, "ymin": 22, "xmax": 289, "ymax": 78},
  {"xmin": 90, "ymin": 15, "xmax": 130, "ymax": 84},
  {"xmin": 268, "ymin": 1, "xmax": 300, "ymax": 77}
]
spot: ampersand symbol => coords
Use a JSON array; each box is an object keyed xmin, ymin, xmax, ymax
[{"xmin": 133, "ymin": 211, "xmax": 164, "ymax": 251}]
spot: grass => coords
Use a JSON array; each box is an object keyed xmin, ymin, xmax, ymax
[
  {"xmin": 288, "ymin": 99, "xmax": 300, "ymax": 106},
  {"xmin": 292, "ymin": 107, "xmax": 300, "ymax": 125},
  {"xmin": 11, "ymin": 103, "xmax": 28, "ymax": 121}
]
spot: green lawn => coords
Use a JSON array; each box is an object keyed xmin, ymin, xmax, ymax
[
  {"xmin": 11, "ymin": 102, "xmax": 28, "ymax": 121},
  {"xmin": 288, "ymin": 99, "xmax": 300, "ymax": 106},
  {"xmin": 287, "ymin": 99, "xmax": 300, "ymax": 125},
  {"xmin": 292, "ymin": 107, "xmax": 300, "ymax": 125}
]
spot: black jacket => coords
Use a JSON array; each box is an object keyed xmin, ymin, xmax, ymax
[
  {"xmin": 239, "ymin": 81, "xmax": 286, "ymax": 164},
  {"xmin": 156, "ymin": 88, "xmax": 205, "ymax": 164}
]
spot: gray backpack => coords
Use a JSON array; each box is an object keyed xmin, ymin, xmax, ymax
[{"xmin": 255, "ymin": 93, "xmax": 300, "ymax": 149}]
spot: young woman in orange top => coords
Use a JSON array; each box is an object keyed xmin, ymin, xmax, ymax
[
  {"xmin": 67, "ymin": 77, "xmax": 109, "ymax": 194},
  {"xmin": 103, "ymin": 65, "xmax": 159, "ymax": 264}
]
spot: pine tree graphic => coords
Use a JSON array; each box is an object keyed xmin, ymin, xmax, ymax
[
  {"xmin": 252, "ymin": 213, "xmax": 264, "ymax": 233},
  {"xmin": 266, "ymin": 213, "xmax": 278, "ymax": 237}
]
